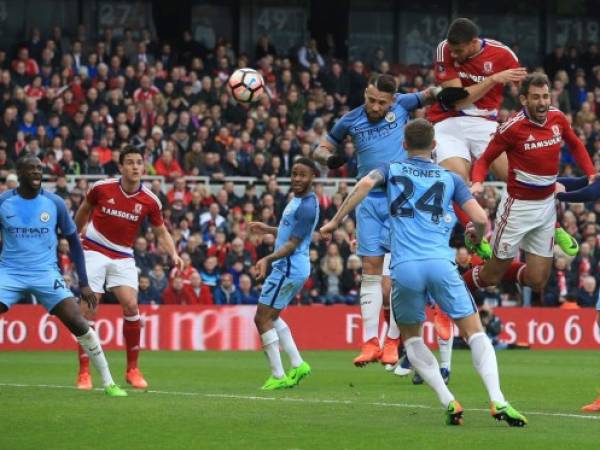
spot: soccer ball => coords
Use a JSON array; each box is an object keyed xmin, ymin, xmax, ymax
[{"xmin": 227, "ymin": 68, "xmax": 265, "ymax": 103}]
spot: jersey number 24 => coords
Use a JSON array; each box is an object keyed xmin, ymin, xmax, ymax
[{"xmin": 390, "ymin": 176, "xmax": 445, "ymax": 224}]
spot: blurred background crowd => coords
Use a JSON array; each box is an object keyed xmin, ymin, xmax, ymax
[{"xmin": 1, "ymin": 22, "xmax": 600, "ymax": 308}]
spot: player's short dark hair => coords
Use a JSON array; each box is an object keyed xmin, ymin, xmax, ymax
[
  {"xmin": 293, "ymin": 157, "xmax": 319, "ymax": 176},
  {"xmin": 16, "ymin": 154, "xmax": 40, "ymax": 171},
  {"xmin": 368, "ymin": 74, "xmax": 397, "ymax": 94},
  {"xmin": 519, "ymin": 72, "xmax": 550, "ymax": 97},
  {"xmin": 447, "ymin": 18, "xmax": 479, "ymax": 45},
  {"xmin": 119, "ymin": 145, "xmax": 144, "ymax": 164},
  {"xmin": 404, "ymin": 119, "xmax": 435, "ymax": 151}
]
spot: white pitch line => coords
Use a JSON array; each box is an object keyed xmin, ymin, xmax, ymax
[{"xmin": 1, "ymin": 382, "xmax": 599, "ymax": 421}]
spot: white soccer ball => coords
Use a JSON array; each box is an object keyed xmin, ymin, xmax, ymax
[{"xmin": 227, "ymin": 68, "xmax": 265, "ymax": 104}]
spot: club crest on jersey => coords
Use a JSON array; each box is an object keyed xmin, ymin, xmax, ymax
[
  {"xmin": 483, "ymin": 61, "xmax": 493, "ymax": 74},
  {"xmin": 552, "ymin": 125, "xmax": 560, "ymax": 136},
  {"xmin": 40, "ymin": 212, "xmax": 50, "ymax": 222},
  {"xmin": 385, "ymin": 111, "xmax": 396, "ymax": 123},
  {"xmin": 134, "ymin": 203, "xmax": 143, "ymax": 214}
]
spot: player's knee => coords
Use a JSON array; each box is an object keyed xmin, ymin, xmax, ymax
[
  {"xmin": 525, "ymin": 274, "xmax": 548, "ymax": 292},
  {"xmin": 121, "ymin": 301, "xmax": 139, "ymax": 317},
  {"xmin": 63, "ymin": 314, "xmax": 89, "ymax": 337}
]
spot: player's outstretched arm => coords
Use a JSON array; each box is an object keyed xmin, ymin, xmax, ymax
[
  {"xmin": 444, "ymin": 68, "xmax": 527, "ymax": 110},
  {"xmin": 557, "ymin": 178, "xmax": 600, "ymax": 203},
  {"xmin": 248, "ymin": 221, "xmax": 278, "ymax": 237},
  {"xmin": 74, "ymin": 199, "xmax": 93, "ymax": 233},
  {"xmin": 314, "ymin": 138, "xmax": 348, "ymax": 170},
  {"xmin": 562, "ymin": 121, "xmax": 597, "ymax": 181},
  {"xmin": 320, "ymin": 169, "xmax": 382, "ymax": 238},
  {"xmin": 154, "ymin": 224, "xmax": 185, "ymax": 271},
  {"xmin": 461, "ymin": 199, "xmax": 488, "ymax": 244},
  {"xmin": 255, "ymin": 237, "xmax": 301, "ymax": 281},
  {"xmin": 471, "ymin": 132, "xmax": 510, "ymax": 194}
]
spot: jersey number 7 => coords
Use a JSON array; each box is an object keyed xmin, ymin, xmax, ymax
[{"xmin": 390, "ymin": 176, "xmax": 445, "ymax": 224}]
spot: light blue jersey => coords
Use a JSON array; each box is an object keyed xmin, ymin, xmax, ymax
[
  {"xmin": 376, "ymin": 157, "xmax": 471, "ymax": 267},
  {"xmin": 327, "ymin": 92, "xmax": 424, "ymax": 256},
  {"xmin": 375, "ymin": 157, "xmax": 477, "ymax": 324},
  {"xmin": 0, "ymin": 189, "xmax": 75, "ymax": 311},
  {"xmin": 259, "ymin": 192, "xmax": 319, "ymax": 310},
  {"xmin": 327, "ymin": 92, "xmax": 424, "ymax": 182}
]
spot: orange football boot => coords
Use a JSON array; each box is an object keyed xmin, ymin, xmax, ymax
[
  {"xmin": 433, "ymin": 304, "xmax": 454, "ymax": 341},
  {"xmin": 126, "ymin": 368, "xmax": 149, "ymax": 389},
  {"xmin": 581, "ymin": 396, "xmax": 600, "ymax": 412},
  {"xmin": 76, "ymin": 372, "xmax": 93, "ymax": 390},
  {"xmin": 353, "ymin": 337, "xmax": 382, "ymax": 367},
  {"xmin": 380, "ymin": 337, "xmax": 400, "ymax": 365}
]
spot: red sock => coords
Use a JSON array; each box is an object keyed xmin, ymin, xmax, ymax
[
  {"xmin": 453, "ymin": 201, "xmax": 471, "ymax": 228},
  {"xmin": 462, "ymin": 266, "xmax": 488, "ymax": 293},
  {"xmin": 383, "ymin": 307, "xmax": 390, "ymax": 327},
  {"xmin": 78, "ymin": 344, "xmax": 90, "ymax": 374},
  {"xmin": 503, "ymin": 261, "xmax": 525, "ymax": 284},
  {"xmin": 123, "ymin": 316, "xmax": 141, "ymax": 371}
]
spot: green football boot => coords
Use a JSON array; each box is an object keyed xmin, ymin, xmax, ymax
[
  {"xmin": 104, "ymin": 383, "xmax": 128, "ymax": 397},
  {"xmin": 491, "ymin": 401, "xmax": 528, "ymax": 427},
  {"xmin": 464, "ymin": 235, "xmax": 492, "ymax": 260},
  {"xmin": 555, "ymin": 227, "xmax": 579, "ymax": 256},
  {"xmin": 287, "ymin": 361, "xmax": 311, "ymax": 386},
  {"xmin": 445, "ymin": 400, "xmax": 464, "ymax": 426},
  {"xmin": 261, "ymin": 375, "xmax": 292, "ymax": 391}
]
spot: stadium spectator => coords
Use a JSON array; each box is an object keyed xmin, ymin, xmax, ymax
[
  {"xmin": 162, "ymin": 276, "xmax": 193, "ymax": 305},
  {"xmin": 238, "ymin": 274, "xmax": 259, "ymax": 304},
  {"xmin": 213, "ymin": 273, "xmax": 241, "ymax": 305},
  {"xmin": 576, "ymin": 275, "xmax": 598, "ymax": 307},
  {"xmin": 184, "ymin": 272, "xmax": 214, "ymax": 304},
  {"xmin": 138, "ymin": 275, "xmax": 162, "ymax": 305}
]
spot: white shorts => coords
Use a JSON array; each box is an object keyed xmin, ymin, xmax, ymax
[
  {"xmin": 382, "ymin": 253, "xmax": 391, "ymax": 277},
  {"xmin": 84, "ymin": 250, "xmax": 139, "ymax": 293},
  {"xmin": 491, "ymin": 191, "xmax": 556, "ymax": 259},
  {"xmin": 434, "ymin": 116, "xmax": 498, "ymax": 164}
]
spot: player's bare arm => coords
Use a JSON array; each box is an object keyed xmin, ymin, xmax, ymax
[
  {"xmin": 462, "ymin": 198, "xmax": 488, "ymax": 244},
  {"xmin": 314, "ymin": 138, "xmax": 348, "ymax": 170},
  {"xmin": 442, "ymin": 68, "xmax": 527, "ymax": 110},
  {"xmin": 74, "ymin": 198, "xmax": 93, "ymax": 233},
  {"xmin": 248, "ymin": 221, "xmax": 278, "ymax": 236},
  {"xmin": 255, "ymin": 237, "xmax": 301, "ymax": 281},
  {"xmin": 320, "ymin": 169, "xmax": 383, "ymax": 238},
  {"xmin": 153, "ymin": 224, "xmax": 185, "ymax": 271}
]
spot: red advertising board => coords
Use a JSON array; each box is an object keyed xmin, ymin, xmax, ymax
[{"xmin": 0, "ymin": 305, "xmax": 598, "ymax": 351}]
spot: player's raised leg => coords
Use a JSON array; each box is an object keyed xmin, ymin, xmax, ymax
[
  {"xmin": 381, "ymin": 255, "xmax": 401, "ymax": 367},
  {"xmin": 430, "ymin": 261, "xmax": 527, "ymax": 427}
]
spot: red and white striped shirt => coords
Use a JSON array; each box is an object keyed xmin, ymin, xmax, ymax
[
  {"xmin": 428, "ymin": 38, "xmax": 520, "ymax": 124},
  {"xmin": 83, "ymin": 178, "xmax": 163, "ymax": 259},
  {"xmin": 472, "ymin": 108, "xmax": 595, "ymax": 200}
]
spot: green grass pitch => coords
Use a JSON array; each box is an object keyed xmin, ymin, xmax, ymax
[{"xmin": 0, "ymin": 350, "xmax": 599, "ymax": 450}]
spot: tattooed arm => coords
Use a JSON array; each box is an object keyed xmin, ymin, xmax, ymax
[{"xmin": 319, "ymin": 169, "xmax": 385, "ymax": 237}]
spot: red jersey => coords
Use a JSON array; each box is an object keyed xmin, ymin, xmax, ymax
[
  {"xmin": 83, "ymin": 178, "xmax": 164, "ymax": 258},
  {"xmin": 472, "ymin": 108, "xmax": 595, "ymax": 200},
  {"xmin": 428, "ymin": 38, "xmax": 520, "ymax": 124},
  {"xmin": 133, "ymin": 86, "xmax": 160, "ymax": 103}
]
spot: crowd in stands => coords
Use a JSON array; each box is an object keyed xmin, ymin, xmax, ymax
[{"xmin": 1, "ymin": 25, "xmax": 600, "ymax": 308}]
